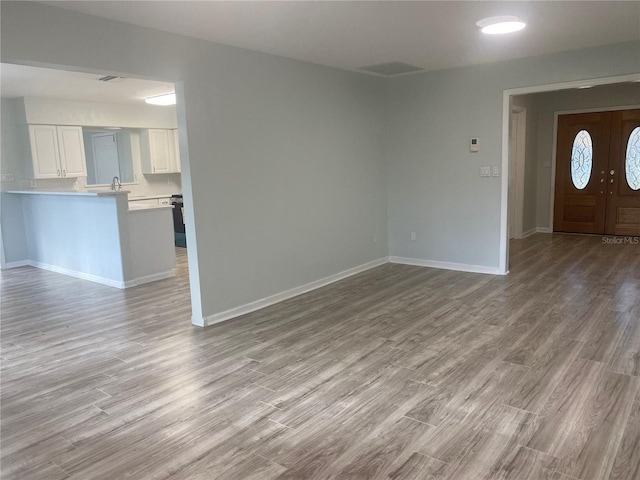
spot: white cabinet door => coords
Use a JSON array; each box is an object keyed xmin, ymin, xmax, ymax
[
  {"xmin": 149, "ymin": 129, "xmax": 171, "ymax": 173},
  {"xmin": 28, "ymin": 125, "xmax": 61, "ymax": 179},
  {"xmin": 141, "ymin": 129, "xmax": 181, "ymax": 174},
  {"xmin": 170, "ymin": 129, "xmax": 181, "ymax": 173},
  {"xmin": 56, "ymin": 126, "xmax": 87, "ymax": 177}
]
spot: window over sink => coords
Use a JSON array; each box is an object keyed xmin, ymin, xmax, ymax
[{"xmin": 83, "ymin": 128, "xmax": 135, "ymax": 185}]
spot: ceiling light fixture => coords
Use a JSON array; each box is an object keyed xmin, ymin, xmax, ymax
[
  {"xmin": 476, "ymin": 16, "xmax": 526, "ymax": 35},
  {"xmin": 145, "ymin": 93, "xmax": 176, "ymax": 106}
]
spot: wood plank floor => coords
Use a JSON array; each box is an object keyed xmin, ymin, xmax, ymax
[{"xmin": 1, "ymin": 234, "xmax": 639, "ymax": 480}]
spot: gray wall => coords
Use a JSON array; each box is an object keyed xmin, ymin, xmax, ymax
[
  {"xmin": 2, "ymin": 2, "xmax": 639, "ymax": 324},
  {"xmin": 20, "ymin": 194, "xmax": 127, "ymax": 283},
  {"xmin": 0, "ymin": 1, "xmax": 389, "ymax": 324},
  {"xmin": 1, "ymin": 99, "xmax": 28, "ymax": 263},
  {"xmin": 385, "ymin": 42, "xmax": 640, "ymax": 268}
]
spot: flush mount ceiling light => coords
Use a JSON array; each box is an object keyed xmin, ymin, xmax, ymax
[
  {"xmin": 145, "ymin": 93, "xmax": 176, "ymax": 106},
  {"xmin": 476, "ymin": 16, "xmax": 526, "ymax": 35}
]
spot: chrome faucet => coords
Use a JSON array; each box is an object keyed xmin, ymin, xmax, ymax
[{"xmin": 111, "ymin": 176, "xmax": 122, "ymax": 191}]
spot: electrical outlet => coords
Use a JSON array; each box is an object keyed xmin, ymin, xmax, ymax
[
  {"xmin": 410, "ymin": 232, "xmax": 417, "ymax": 241},
  {"xmin": 493, "ymin": 166, "xmax": 500, "ymax": 177},
  {"xmin": 1, "ymin": 173, "xmax": 15, "ymax": 183}
]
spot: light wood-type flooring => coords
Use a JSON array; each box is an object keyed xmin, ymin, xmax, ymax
[{"xmin": 2, "ymin": 234, "xmax": 640, "ymax": 480}]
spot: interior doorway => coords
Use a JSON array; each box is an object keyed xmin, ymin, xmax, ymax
[
  {"xmin": 553, "ymin": 109, "xmax": 640, "ymax": 235},
  {"xmin": 0, "ymin": 62, "xmax": 195, "ymax": 322},
  {"xmin": 500, "ymin": 74, "xmax": 640, "ymax": 274}
]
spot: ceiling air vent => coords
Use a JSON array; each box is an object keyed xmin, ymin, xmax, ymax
[
  {"xmin": 98, "ymin": 75, "xmax": 125, "ymax": 82},
  {"xmin": 358, "ymin": 62, "xmax": 424, "ymax": 76}
]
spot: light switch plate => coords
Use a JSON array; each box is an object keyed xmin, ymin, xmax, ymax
[
  {"xmin": 470, "ymin": 137, "xmax": 479, "ymax": 152},
  {"xmin": 480, "ymin": 166, "xmax": 491, "ymax": 177}
]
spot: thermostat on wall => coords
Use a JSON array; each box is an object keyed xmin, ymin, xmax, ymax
[{"xmin": 470, "ymin": 137, "xmax": 479, "ymax": 152}]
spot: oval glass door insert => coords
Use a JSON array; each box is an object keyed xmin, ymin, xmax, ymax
[
  {"xmin": 570, "ymin": 130, "xmax": 593, "ymax": 190},
  {"xmin": 626, "ymin": 126, "xmax": 640, "ymax": 191}
]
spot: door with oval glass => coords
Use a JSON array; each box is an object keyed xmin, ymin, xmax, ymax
[{"xmin": 554, "ymin": 109, "xmax": 640, "ymax": 235}]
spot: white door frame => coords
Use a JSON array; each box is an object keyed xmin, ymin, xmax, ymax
[
  {"xmin": 499, "ymin": 73, "xmax": 640, "ymax": 274},
  {"xmin": 509, "ymin": 106, "xmax": 526, "ymax": 239}
]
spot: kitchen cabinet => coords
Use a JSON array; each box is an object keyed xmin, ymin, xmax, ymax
[
  {"xmin": 26, "ymin": 125, "xmax": 87, "ymax": 179},
  {"xmin": 170, "ymin": 129, "xmax": 181, "ymax": 173},
  {"xmin": 56, "ymin": 126, "xmax": 87, "ymax": 177},
  {"xmin": 141, "ymin": 129, "xmax": 181, "ymax": 174}
]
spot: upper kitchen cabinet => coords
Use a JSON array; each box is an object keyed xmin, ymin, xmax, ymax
[
  {"xmin": 56, "ymin": 126, "xmax": 87, "ymax": 177},
  {"xmin": 171, "ymin": 129, "xmax": 181, "ymax": 173},
  {"xmin": 141, "ymin": 129, "xmax": 181, "ymax": 174},
  {"xmin": 26, "ymin": 125, "xmax": 87, "ymax": 179}
]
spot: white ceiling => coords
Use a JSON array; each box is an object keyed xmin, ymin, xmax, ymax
[
  {"xmin": 0, "ymin": 63, "xmax": 175, "ymax": 104},
  {"xmin": 40, "ymin": 1, "xmax": 640, "ymax": 74}
]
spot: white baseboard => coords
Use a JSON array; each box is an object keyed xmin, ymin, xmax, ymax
[
  {"xmin": 2, "ymin": 260, "xmax": 30, "ymax": 269},
  {"xmin": 27, "ymin": 261, "xmax": 126, "ymax": 288},
  {"xmin": 520, "ymin": 228, "xmax": 537, "ymax": 239},
  {"xmin": 388, "ymin": 256, "xmax": 503, "ymax": 275},
  {"xmin": 27, "ymin": 261, "xmax": 174, "ymax": 289},
  {"xmin": 202, "ymin": 257, "xmax": 389, "ymax": 326},
  {"xmin": 516, "ymin": 227, "xmax": 552, "ymax": 239},
  {"xmin": 124, "ymin": 270, "xmax": 175, "ymax": 288}
]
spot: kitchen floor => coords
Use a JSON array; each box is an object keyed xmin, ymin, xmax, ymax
[{"xmin": 1, "ymin": 237, "xmax": 639, "ymax": 479}]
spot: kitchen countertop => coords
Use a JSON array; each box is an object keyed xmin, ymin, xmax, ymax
[
  {"xmin": 128, "ymin": 203, "xmax": 174, "ymax": 213},
  {"xmin": 7, "ymin": 190, "xmax": 130, "ymax": 197},
  {"xmin": 128, "ymin": 194, "xmax": 173, "ymax": 200}
]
